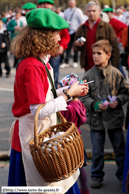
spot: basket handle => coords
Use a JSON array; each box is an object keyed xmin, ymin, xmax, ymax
[{"xmin": 34, "ymin": 103, "xmax": 67, "ymax": 148}]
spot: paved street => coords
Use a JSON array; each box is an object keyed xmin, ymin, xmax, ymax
[
  {"xmin": 0, "ymin": 161, "xmax": 125, "ymax": 194},
  {"xmin": 0, "ymin": 55, "xmax": 129, "ymax": 194},
  {"xmin": 0, "ymin": 56, "xmax": 128, "ymax": 153}
]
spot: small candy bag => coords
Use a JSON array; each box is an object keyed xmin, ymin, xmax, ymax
[
  {"xmin": 59, "ymin": 73, "xmax": 80, "ymax": 87},
  {"xmin": 108, "ymin": 95, "xmax": 116, "ymax": 103}
]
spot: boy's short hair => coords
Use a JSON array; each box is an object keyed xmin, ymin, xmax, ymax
[{"xmin": 92, "ymin": 40, "xmax": 112, "ymax": 54}]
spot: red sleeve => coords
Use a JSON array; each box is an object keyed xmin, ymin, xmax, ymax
[
  {"xmin": 110, "ymin": 18, "xmax": 127, "ymax": 39},
  {"xmin": 59, "ymin": 28, "xmax": 70, "ymax": 50},
  {"xmin": 24, "ymin": 64, "xmax": 48, "ymax": 105}
]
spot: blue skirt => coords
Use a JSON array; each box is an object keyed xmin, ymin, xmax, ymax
[
  {"xmin": 123, "ymin": 121, "xmax": 129, "ymax": 193},
  {"xmin": 8, "ymin": 148, "xmax": 80, "ymax": 194}
]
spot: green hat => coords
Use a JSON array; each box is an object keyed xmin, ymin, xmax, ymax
[
  {"xmin": 22, "ymin": 2, "xmax": 37, "ymax": 10},
  {"xmin": 103, "ymin": 7, "xmax": 113, "ymax": 13},
  {"xmin": 38, "ymin": 0, "xmax": 54, "ymax": 5},
  {"xmin": 26, "ymin": 8, "xmax": 69, "ymax": 30}
]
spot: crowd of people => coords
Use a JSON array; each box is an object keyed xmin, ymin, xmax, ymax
[
  {"xmin": 0, "ymin": 1, "xmax": 129, "ymax": 81},
  {"xmin": 0, "ymin": 0, "xmax": 129, "ymax": 194}
]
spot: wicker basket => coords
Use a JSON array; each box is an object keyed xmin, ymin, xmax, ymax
[{"xmin": 29, "ymin": 103, "xmax": 84, "ymax": 183}]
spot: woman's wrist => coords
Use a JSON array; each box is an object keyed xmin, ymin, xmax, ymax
[
  {"xmin": 63, "ymin": 90, "xmax": 71, "ymax": 100},
  {"xmin": 62, "ymin": 94, "xmax": 68, "ymax": 101}
]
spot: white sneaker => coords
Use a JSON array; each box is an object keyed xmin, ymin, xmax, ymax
[
  {"xmin": 72, "ymin": 62, "xmax": 78, "ymax": 68},
  {"xmin": 60, "ymin": 63, "xmax": 69, "ymax": 68}
]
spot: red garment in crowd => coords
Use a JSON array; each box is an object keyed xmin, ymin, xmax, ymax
[
  {"xmin": 59, "ymin": 28, "xmax": 70, "ymax": 50},
  {"xmin": 109, "ymin": 17, "xmax": 127, "ymax": 42},
  {"xmin": 84, "ymin": 18, "xmax": 100, "ymax": 71},
  {"xmin": 12, "ymin": 57, "xmax": 51, "ymax": 152}
]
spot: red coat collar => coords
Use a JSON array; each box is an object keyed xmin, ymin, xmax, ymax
[{"xmin": 84, "ymin": 18, "xmax": 100, "ymax": 28}]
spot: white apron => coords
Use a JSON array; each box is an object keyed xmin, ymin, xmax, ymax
[{"xmin": 18, "ymin": 68, "xmax": 79, "ymax": 194}]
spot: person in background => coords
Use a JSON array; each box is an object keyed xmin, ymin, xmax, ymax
[
  {"xmin": 21, "ymin": 2, "xmax": 37, "ymax": 26},
  {"xmin": 103, "ymin": 5, "xmax": 109, "ymax": 9},
  {"xmin": 116, "ymin": 8, "xmax": 126, "ymax": 23},
  {"xmin": 74, "ymin": 1, "xmax": 119, "ymax": 72},
  {"xmin": 55, "ymin": 6, "xmax": 64, "ymax": 18},
  {"xmin": 119, "ymin": 5, "xmax": 125, "ymax": 13},
  {"xmin": 103, "ymin": 7, "xmax": 127, "ymax": 80},
  {"xmin": 0, "ymin": 19, "xmax": 10, "ymax": 77},
  {"xmin": 1, "ymin": 12, "xmax": 8, "ymax": 27},
  {"xmin": 7, "ymin": 9, "xmax": 23, "ymax": 67},
  {"xmin": 83, "ymin": 11, "xmax": 88, "ymax": 24},
  {"xmin": 7, "ymin": 9, "xmax": 23, "ymax": 42},
  {"xmin": 103, "ymin": 7, "xmax": 127, "ymax": 43},
  {"xmin": 38, "ymin": 0, "xmax": 70, "ymax": 89},
  {"xmin": 55, "ymin": 6, "xmax": 66, "ymax": 71},
  {"xmin": 8, "ymin": 9, "xmax": 14, "ymax": 18},
  {"xmin": 38, "ymin": 0, "xmax": 53, "ymax": 9},
  {"xmin": 22, "ymin": 2, "xmax": 37, "ymax": 15},
  {"xmin": 60, "ymin": 0, "xmax": 84, "ymax": 68},
  {"xmin": 79, "ymin": 39, "xmax": 128, "ymax": 189},
  {"xmin": 6, "ymin": 14, "xmax": 12, "ymax": 26},
  {"xmin": 123, "ymin": 6, "xmax": 129, "ymax": 26}
]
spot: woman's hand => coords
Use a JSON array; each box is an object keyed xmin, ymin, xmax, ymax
[{"xmin": 67, "ymin": 81, "xmax": 89, "ymax": 97}]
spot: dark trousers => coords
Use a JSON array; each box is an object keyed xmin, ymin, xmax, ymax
[
  {"xmin": 65, "ymin": 32, "xmax": 78, "ymax": 64},
  {"xmin": 60, "ymin": 52, "xmax": 64, "ymax": 64},
  {"xmin": 90, "ymin": 128, "xmax": 125, "ymax": 181},
  {"xmin": 49, "ymin": 55, "xmax": 61, "ymax": 89},
  {"xmin": 14, "ymin": 56, "xmax": 19, "ymax": 68},
  {"xmin": 0, "ymin": 52, "xmax": 10, "ymax": 75}
]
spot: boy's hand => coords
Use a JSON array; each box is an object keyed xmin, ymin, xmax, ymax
[
  {"xmin": 108, "ymin": 101, "xmax": 118, "ymax": 109},
  {"xmin": 99, "ymin": 104, "xmax": 108, "ymax": 111}
]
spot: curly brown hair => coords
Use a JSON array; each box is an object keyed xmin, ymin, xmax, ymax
[{"xmin": 11, "ymin": 26, "xmax": 60, "ymax": 59}]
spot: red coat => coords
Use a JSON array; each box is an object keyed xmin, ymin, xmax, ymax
[
  {"xmin": 59, "ymin": 28, "xmax": 70, "ymax": 50},
  {"xmin": 109, "ymin": 17, "xmax": 127, "ymax": 42}
]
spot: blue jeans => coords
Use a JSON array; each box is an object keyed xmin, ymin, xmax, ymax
[
  {"xmin": 119, "ymin": 58, "xmax": 126, "ymax": 80},
  {"xmin": 49, "ymin": 55, "xmax": 61, "ymax": 89},
  {"xmin": 90, "ymin": 128, "xmax": 125, "ymax": 181}
]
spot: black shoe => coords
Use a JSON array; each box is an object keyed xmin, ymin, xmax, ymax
[{"xmin": 90, "ymin": 179, "xmax": 102, "ymax": 188}]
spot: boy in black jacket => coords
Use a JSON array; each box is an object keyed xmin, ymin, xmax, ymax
[{"xmin": 80, "ymin": 40, "xmax": 129, "ymax": 189}]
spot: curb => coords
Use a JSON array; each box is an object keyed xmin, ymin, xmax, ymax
[{"xmin": 0, "ymin": 149, "xmax": 115, "ymax": 161}]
